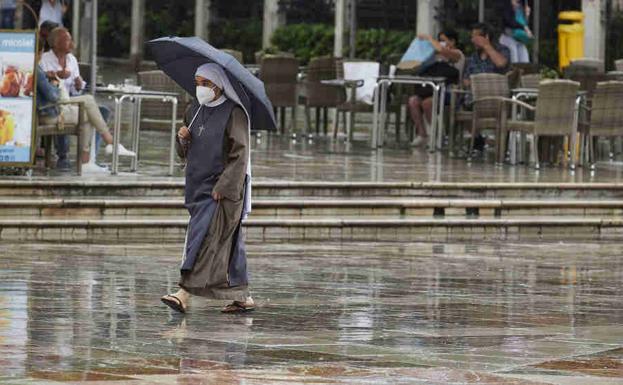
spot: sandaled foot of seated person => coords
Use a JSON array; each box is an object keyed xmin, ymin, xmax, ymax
[
  {"xmin": 222, "ymin": 296, "xmax": 255, "ymax": 313},
  {"xmin": 161, "ymin": 288, "xmax": 190, "ymax": 314}
]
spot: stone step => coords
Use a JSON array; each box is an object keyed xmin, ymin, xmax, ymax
[
  {"xmin": 2, "ymin": 180, "xmax": 623, "ymax": 198},
  {"xmin": 1, "ymin": 198, "xmax": 623, "ymax": 218},
  {"xmin": 0, "ymin": 216, "xmax": 622, "ymax": 242}
]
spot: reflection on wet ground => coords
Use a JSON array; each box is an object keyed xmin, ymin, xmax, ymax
[
  {"xmin": 32, "ymin": 131, "xmax": 623, "ymax": 183},
  {"xmin": 1, "ymin": 241, "xmax": 622, "ymax": 384}
]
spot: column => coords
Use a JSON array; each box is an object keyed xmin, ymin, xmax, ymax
[
  {"xmin": 14, "ymin": 1, "xmax": 23, "ymax": 29},
  {"xmin": 262, "ymin": 0, "xmax": 285, "ymax": 49},
  {"xmin": 195, "ymin": 0, "xmax": 211, "ymax": 40},
  {"xmin": 348, "ymin": 0, "xmax": 357, "ymax": 59},
  {"xmin": 532, "ymin": 0, "xmax": 540, "ymax": 64},
  {"xmin": 130, "ymin": 0, "xmax": 145, "ymax": 69},
  {"xmin": 79, "ymin": 0, "xmax": 93, "ymax": 63},
  {"xmin": 478, "ymin": 0, "xmax": 485, "ymax": 22},
  {"xmin": 72, "ymin": 0, "xmax": 81, "ymax": 54},
  {"xmin": 583, "ymin": 0, "xmax": 606, "ymax": 60},
  {"xmin": 334, "ymin": 0, "xmax": 346, "ymax": 58},
  {"xmin": 417, "ymin": 0, "xmax": 441, "ymax": 36}
]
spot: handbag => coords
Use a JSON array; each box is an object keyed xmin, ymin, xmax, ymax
[{"xmin": 411, "ymin": 62, "xmax": 460, "ymax": 98}]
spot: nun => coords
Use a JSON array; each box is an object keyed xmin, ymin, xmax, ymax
[{"xmin": 161, "ymin": 63, "xmax": 254, "ymax": 314}]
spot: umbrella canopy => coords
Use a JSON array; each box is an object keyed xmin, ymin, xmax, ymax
[{"xmin": 146, "ymin": 36, "xmax": 276, "ymax": 131}]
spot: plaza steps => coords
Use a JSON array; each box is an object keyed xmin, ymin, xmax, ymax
[
  {"xmin": 1, "ymin": 179, "xmax": 623, "ymax": 242},
  {"xmin": 1, "ymin": 197, "xmax": 622, "ymax": 219},
  {"xmin": 2, "ymin": 180, "xmax": 623, "ymax": 199}
]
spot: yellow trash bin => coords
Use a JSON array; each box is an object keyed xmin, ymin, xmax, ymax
[{"xmin": 558, "ymin": 11, "xmax": 584, "ymax": 70}]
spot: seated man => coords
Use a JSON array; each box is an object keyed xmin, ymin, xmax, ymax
[
  {"xmin": 39, "ymin": 26, "xmax": 133, "ymax": 171},
  {"xmin": 36, "ymin": 36, "xmax": 134, "ymax": 172},
  {"xmin": 463, "ymin": 23, "xmax": 511, "ymax": 87},
  {"xmin": 462, "ymin": 23, "xmax": 511, "ymax": 151}
]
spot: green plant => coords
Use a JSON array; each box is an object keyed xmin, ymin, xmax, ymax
[
  {"xmin": 209, "ymin": 19, "xmax": 263, "ymax": 64},
  {"xmin": 271, "ymin": 24, "xmax": 334, "ymax": 64},
  {"xmin": 271, "ymin": 23, "xmax": 414, "ymax": 65}
]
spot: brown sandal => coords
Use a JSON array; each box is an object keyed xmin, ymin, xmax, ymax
[
  {"xmin": 161, "ymin": 294, "xmax": 187, "ymax": 313},
  {"xmin": 221, "ymin": 301, "xmax": 255, "ymax": 313}
]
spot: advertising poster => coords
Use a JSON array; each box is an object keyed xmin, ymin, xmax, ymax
[{"xmin": 0, "ymin": 31, "xmax": 37, "ymax": 166}]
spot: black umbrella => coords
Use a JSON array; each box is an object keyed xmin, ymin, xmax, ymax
[{"xmin": 146, "ymin": 36, "xmax": 276, "ymax": 131}]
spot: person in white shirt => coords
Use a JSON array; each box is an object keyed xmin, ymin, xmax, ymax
[
  {"xmin": 39, "ymin": 0, "xmax": 66, "ymax": 26},
  {"xmin": 40, "ymin": 27, "xmax": 135, "ymax": 172}
]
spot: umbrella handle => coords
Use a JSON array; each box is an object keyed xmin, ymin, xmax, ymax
[{"xmin": 187, "ymin": 105, "xmax": 203, "ymax": 132}]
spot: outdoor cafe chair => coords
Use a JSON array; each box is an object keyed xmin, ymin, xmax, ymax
[
  {"xmin": 578, "ymin": 81, "xmax": 623, "ymax": 168},
  {"xmin": 137, "ymin": 70, "xmax": 189, "ymax": 129},
  {"xmin": 570, "ymin": 58, "xmax": 605, "ymax": 73},
  {"xmin": 332, "ymin": 59, "xmax": 402, "ymax": 142},
  {"xmin": 259, "ymin": 56, "xmax": 300, "ymax": 135},
  {"xmin": 300, "ymin": 56, "xmax": 345, "ymax": 136},
  {"xmin": 467, "ymin": 73, "xmax": 510, "ymax": 161},
  {"xmin": 520, "ymin": 73, "xmax": 542, "ymax": 89},
  {"xmin": 498, "ymin": 79, "xmax": 581, "ymax": 170},
  {"xmin": 449, "ymin": 73, "xmax": 514, "ymax": 159},
  {"xmin": 36, "ymin": 100, "xmax": 86, "ymax": 175}
]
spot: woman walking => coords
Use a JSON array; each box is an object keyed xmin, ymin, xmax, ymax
[{"xmin": 161, "ymin": 63, "xmax": 254, "ymax": 314}]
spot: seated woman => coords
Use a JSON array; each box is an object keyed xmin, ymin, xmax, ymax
[
  {"xmin": 35, "ymin": 44, "xmax": 134, "ymax": 173},
  {"xmin": 407, "ymin": 30, "xmax": 464, "ymax": 147}
]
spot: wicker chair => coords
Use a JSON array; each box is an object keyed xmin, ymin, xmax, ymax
[
  {"xmin": 565, "ymin": 71, "xmax": 612, "ymax": 99},
  {"xmin": 520, "ymin": 73, "xmax": 542, "ymax": 89},
  {"xmin": 36, "ymin": 100, "xmax": 86, "ymax": 175},
  {"xmin": 137, "ymin": 70, "xmax": 188, "ymax": 129},
  {"xmin": 300, "ymin": 56, "xmax": 346, "ymax": 136},
  {"xmin": 467, "ymin": 73, "xmax": 511, "ymax": 160},
  {"xmin": 580, "ymin": 81, "xmax": 623, "ymax": 168},
  {"xmin": 332, "ymin": 60, "xmax": 402, "ymax": 142},
  {"xmin": 449, "ymin": 73, "xmax": 511, "ymax": 158},
  {"xmin": 499, "ymin": 80, "xmax": 581, "ymax": 169},
  {"xmin": 259, "ymin": 56, "xmax": 300, "ymax": 134},
  {"xmin": 570, "ymin": 58, "xmax": 605, "ymax": 73},
  {"xmin": 616, "ymin": 59, "xmax": 623, "ymax": 72}
]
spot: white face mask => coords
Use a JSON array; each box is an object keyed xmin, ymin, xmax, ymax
[
  {"xmin": 196, "ymin": 85, "xmax": 216, "ymax": 105},
  {"xmin": 440, "ymin": 41, "xmax": 448, "ymax": 48}
]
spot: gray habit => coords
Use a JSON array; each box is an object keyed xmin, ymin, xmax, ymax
[{"xmin": 176, "ymin": 99, "xmax": 249, "ymax": 301}]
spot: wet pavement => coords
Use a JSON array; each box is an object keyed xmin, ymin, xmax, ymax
[
  {"xmin": 1, "ymin": 240, "xmax": 622, "ymax": 384},
  {"xmin": 22, "ymin": 128, "xmax": 623, "ymax": 184}
]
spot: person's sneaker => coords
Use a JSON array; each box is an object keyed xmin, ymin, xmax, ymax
[
  {"xmin": 56, "ymin": 158, "xmax": 71, "ymax": 170},
  {"xmin": 105, "ymin": 143, "xmax": 136, "ymax": 157},
  {"xmin": 411, "ymin": 136, "xmax": 426, "ymax": 147},
  {"xmin": 81, "ymin": 162, "xmax": 108, "ymax": 174}
]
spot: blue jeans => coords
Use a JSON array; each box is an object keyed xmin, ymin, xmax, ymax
[
  {"xmin": 1, "ymin": 9, "xmax": 15, "ymax": 29},
  {"xmin": 55, "ymin": 106, "xmax": 113, "ymax": 160}
]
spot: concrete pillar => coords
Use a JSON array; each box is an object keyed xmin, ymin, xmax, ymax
[
  {"xmin": 130, "ymin": 0, "xmax": 145, "ymax": 69},
  {"xmin": 334, "ymin": 0, "xmax": 346, "ymax": 58},
  {"xmin": 532, "ymin": 0, "xmax": 540, "ymax": 64},
  {"xmin": 14, "ymin": 2, "xmax": 23, "ymax": 29},
  {"xmin": 582, "ymin": 0, "xmax": 606, "ymax": 60},
  {"xmin": 262, "ymin": 0, "xmax": 285, "ymax": 49},
  {"xmin": 348, "ymin": 0, "xmax": 357, "ymax": 59},
  {"xmin": 72, "ymin": 0, "xmax": 81, "ymax": 54},
  {"xmin": 478, "ymin": 0, "xmax": 485, "ymax": 22},
  {"xmin": 79, "ymin": 0, "xmax": 93, "ymax": 63},
  {"xmin": 417, "ymin": 0, "xmax": 441, "ymax": 36},
  {"xmin": 195, "ymin": 0, "xmax": 211, "ymax": 40}
]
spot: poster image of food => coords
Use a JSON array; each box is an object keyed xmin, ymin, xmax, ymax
[{"xmin": 0, "ymin": 31, "xmax": 36, "ymax": 165}]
